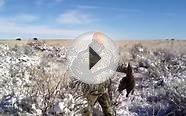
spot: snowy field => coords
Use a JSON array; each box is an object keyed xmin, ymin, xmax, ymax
[{"xmin": 0, "ymin": 40, "xmax": 185, "ymax": 116}]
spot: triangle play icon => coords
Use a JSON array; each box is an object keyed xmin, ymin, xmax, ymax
[{"xmin": 89, "ymin": 46, "xmax": 101, "ymax": 70}]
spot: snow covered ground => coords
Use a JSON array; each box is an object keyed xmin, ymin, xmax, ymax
[{"xmin": 0, "ymin": 40, "xmax": 185, "ymax": 116}]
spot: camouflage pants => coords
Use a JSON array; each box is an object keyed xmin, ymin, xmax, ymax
[{"xmin": 83, "ymin": 92, "xmax": 114, "ymax": 116}]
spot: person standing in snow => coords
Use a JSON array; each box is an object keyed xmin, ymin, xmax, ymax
[{"xmin": 70, "ymin": 32, "xmax": 114, "ymax": 116}]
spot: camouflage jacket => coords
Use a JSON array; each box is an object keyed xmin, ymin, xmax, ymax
[{"xmin": 70, "ymin": 78, "xmax": 112, "ymax": 97}]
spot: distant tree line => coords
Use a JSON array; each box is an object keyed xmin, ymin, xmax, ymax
[{"xmin": 16, "ymin": 37, "xmax": 38, "ymax": 41}]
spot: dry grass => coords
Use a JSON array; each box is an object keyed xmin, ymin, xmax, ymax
[
  {"xmin": 117, "ymin": 40, "xmax": 186, "ymax": 53},
  {"xmin": 1, "ymin": 39, "xmax": 186, "ymax": 53},
  {"xmin": 0, "ymin": 39, "xmax": 72, "ymax": 47}
]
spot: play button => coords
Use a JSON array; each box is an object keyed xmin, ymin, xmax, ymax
[
  {"xmin": 89, "ymin": 46, "xmax": 101, "ymax": 70},
  {"xmin": 67, "ymin": 32, "xmax": 119, "ymax": 84}
]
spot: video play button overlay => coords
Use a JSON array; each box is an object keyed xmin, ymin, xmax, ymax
[
  {"xmin": 67, "ymin": 32, "xmax": 119, "ymax": 84},
  {"xmin": 89, "ymin": 46, "xmax": 101, "ymax": 70}
]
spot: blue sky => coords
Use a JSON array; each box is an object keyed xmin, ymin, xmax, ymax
[{"xmin": 0, "ymin": 0, "xmax": 186, "ymax": 39}]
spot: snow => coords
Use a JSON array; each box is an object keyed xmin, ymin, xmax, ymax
[{"xmin": 0, "ymin": 41, "xmax": 185, "ymax": 115}]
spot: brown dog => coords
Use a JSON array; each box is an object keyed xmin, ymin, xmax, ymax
[{"xmin": 117, "ymin": 63, "xmax": 135, "ymax": 97}]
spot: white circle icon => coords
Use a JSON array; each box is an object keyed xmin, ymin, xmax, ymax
[{"xmin": 67, "ymin": 32, "xmax": 119, "ymax": 84}]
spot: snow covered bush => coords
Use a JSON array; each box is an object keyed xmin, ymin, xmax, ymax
[
  {"xmin": 128, "ymin": 44, "xmax": 186, "ymax": 115},
  {"xmin": 0, "ymin": 41, "xmax": 185, "ymax": 115}
]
